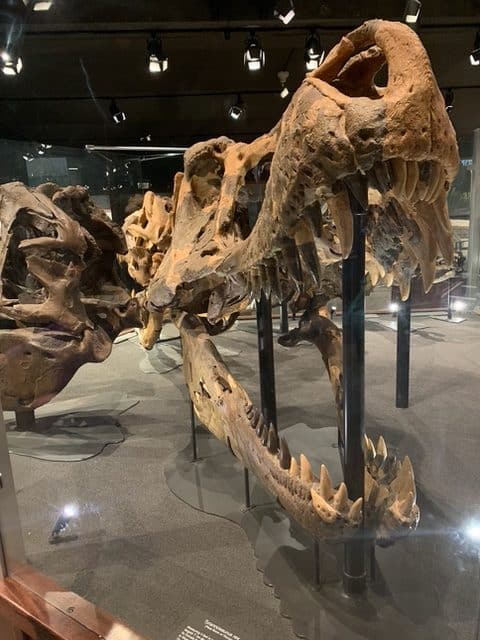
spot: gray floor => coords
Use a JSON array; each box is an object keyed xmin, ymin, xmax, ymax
[{"xmin": 6, "ymin": 313, "xmax": 480, "ymax": 640}]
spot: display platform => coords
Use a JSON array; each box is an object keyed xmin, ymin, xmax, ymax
[
  {"xmin": 5, "ymin": 392, "xmax": 137, "ymax": 462},
  {"xmin": 166, "ymin": 422, "xmax": 476, "ymax": 640}
]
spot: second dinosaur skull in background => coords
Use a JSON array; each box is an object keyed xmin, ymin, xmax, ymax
[{"xmin": 0, "ymin": 182, "xmax": 141, "ymax": 411}]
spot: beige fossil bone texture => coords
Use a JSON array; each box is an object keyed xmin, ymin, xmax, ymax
[
  {"xmin": 139, "ymin": 20, "xmax": 457, "ymax": 543},
  {"xmin": 0, "ymin": 182, "xmax": 141, "ymax": 411}
]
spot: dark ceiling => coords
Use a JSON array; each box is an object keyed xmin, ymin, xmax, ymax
[{"xmin": 0, "ymin": 0, "xmax": 479, "ymax": 150}]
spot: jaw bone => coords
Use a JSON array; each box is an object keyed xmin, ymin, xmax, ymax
[{"xmin": 178, "ymin": 312, "xmax": 419, "ymax": 541}]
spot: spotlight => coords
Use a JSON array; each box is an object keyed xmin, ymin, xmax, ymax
[
  {"xmin": 465, "ymin": 520, "xmax": 480, "ymax": 542},
  {"xmin": 22, "ymin": 152, "xmax": 34, "ymax": 162},
  {"xmin": 403, "ymin": 0, "xmax": 421, "ymax": 29},
  {"xmin": 470, "ymin": 29, "xmax": 480, "ymax": 66},
  {"xmin": 278, "ymin": 70, "xmax": 290, "ymax": 98},
  {"xmin": 37, "ymin": 148, "xmax": 45, "ymax": 155},
  {"xmin": 304, "ymin": 30, "xmax": 324, "ymax": 71},
  {"xmin": 39, "ymin": 143, "xmax": 52, "ymax": 149},
  {"xmin": 389, "ymin": 302, "xmax": 400, "ymax": 313},
  {"xmin": 0, "ymin": 50, "xmax": 23, "ymax": 76},
  {"xmin": 444, "ymin": 88, "xmax": 454, "ymax": 112},
  {"xmin": 147, "ymin": 33, "xmax": 168, "ymax": 73},
  {"xmin": 228, "ymin": 95, "xmax": 245, "ymax": 120},
  {"xmin": 274, "ymin": 0, "xmax": 295, "ymax": 25},
  {"xmin": 32, "ymin": 0, "xmax": 54, "ymax": 10},
  {"xmin": 451, "ymin": 299, "xmax": 467, "ymax": 312},
  {"xmin": 110, "ymin": 98, "xmax": 126, "ymax": 124},
  {"xmin": 140, "ymin": 133, "xmax": 152, "ymax": 142},
  {"xmin": 244, "ymin": 32, "xmax": 265, "ymax": 71},
  {"xmin": 49, "ymin": 503, "xmax": 80, "ymax": 543}
]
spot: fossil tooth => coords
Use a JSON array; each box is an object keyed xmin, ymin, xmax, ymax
[
  {"xmin": 364, "ymin": 471, "xmax": 378, "ymax": 502},
  {"xmin": 261, "ymin": 423, "xmax": 269, "ymax": 445},
  {"xmin": 279, "ymin": 437, "xmax": 291, "ymax": 469},
  {"xmin": 246, "ymin": 404, "xmax": 254, "ymax": 419},
  {"xmin": 251, "ymin": 267, "xmax": 262, "ymax": 302},
  {"xmin": 300, "ymin": 453, "xmax": 314, "ymax": 483},
  {"xmin": 374, "ymin": 435, "xmax": 387, "ymax": 467},
  {"xmin": 332, "ymin": 482, "xmax": 348, "ymax": 511},
  {"xmin": 249, "ymin": 407, "xmax": 260, "ymax": 428},
  {"xmin": 265, "ymin": 258, "xmax": 281, "ymax": 302},
  {"xmin": 281, "ymin": 236, "xmax": 303, "ymax": 283},
  {"xmin": 390, "ymin": 158, "xmax": 407, "ymax": 198},
  {"xmin": 348, "ymin": 497, "xmax": 363, "ymax": 523},
  {"xmin": 311, "ymin": 488, "xmax": 338, "ymax": 523},
  {"xmin": 415, "ymin": 161, "xmax": 430, "ymax": 201},
  {"xmin": 384, "ymin": 271, "xmax": 394, "ymax": 287},
  {"xmin": 391, "ymin": 455, "xmax": 416, "ymax": 502},
  {"xmin": 267, "ymin": 424, "xmax": 279, "ymax": 453},
  {"xmin": 363, "ymin": 434, "xmax": 376, "ymax": 464},
  {"xmin": 424, "ymin": 162, "xmax": 442, "ymax": 203},
  {"xmin": 290, "ymin": 456, "xmax": 299, "ymax": 478},
  {"xmin": 405, "ymin": 161, "xmax": 419, "ymax": 201},
  {"xmin": 319, "ymin": 464, "xmax": 334, "ymax": 499},
  {"xmin": 428, "ymin": 166, "xmax": 447, "ymax": 204},
  {"xmin": 418, "ymin": 199, "xmax": 454, "ymax": 265},
  {"xmin": 399, "ymin": 272, "xmax": 412, "ymax": 301},
  {"xmin": 326, "ymin": 189, "xmax": 353, "ymax": 258},
  {"xmin": 258, "ymin": 263, "xmax": 270, "ymax": 299},
  {"xmin": 256, "ymin": 415, "xmax": 265, "ymax": 438}
]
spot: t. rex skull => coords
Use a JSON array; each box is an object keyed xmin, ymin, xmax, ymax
[{"xmin": 0, "ymin": 182, "xmax": 141, "ymax": 411}]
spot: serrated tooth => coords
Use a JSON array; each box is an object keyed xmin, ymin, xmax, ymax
[
  {"xmin": 363, "ymin": 434, "xmax": 376, "ymax": 464},
  {"xmin": 267, "ymin": 424, "xmax": 279, "ymax": 453},
  {"xmin": 348, "ymin": 497, "xmax": 363, "ymax": 523},
  {"xmin": 290, "ymin": 456, "xmax": 299, "ymax": 478},
  {"xmin": 300, "ymin": 453, "xmax": 314, "ymax": 483},
  {"xmin": 415, "ymin": 161, "xmax": 431, "ymax": 201},
  {"xmin": 428, "ymin": 167, "xmax": 447, "ymax": 203},
  {"xmin": 391, "ymin": 455, "xmax": 416, "ymax": 503},
  {"xmin": 318, "ymin": 464, "xmax": 334, "ymax": 499},
  {"xmin": 265, "ymin": 258, "xmax": 281, "ymax": 303},
  {"xmin": 256, "ymin": 415, "xmax": 265, "ymax": 438},
  {"xmin": 375, "ymin": 436, "xmax": 387, "ymax": 466},
  {"xmin": 366, "ymin": 257, "xmax": 380, "ymax": 287},
  {"xmin": 425, "ymin": 162, "xmax": 442, "ymax": 203},
  {"xmin": 261, "ymin": 423, "xmax": 269, "ymax": 445},
  {"xmin": 278, "ymin": 437, "xmax": 291, "ymax": 469},
  {"xmin": 405, "ymin": 161, "xmax": 419, "ymax": 201},
  {"xmin": 417, "ymin": 199, "xmax": 454, "ymax": 266},
  {"xmin": 332, "ymin": 482, "xmax": 349, "ymax": 511},
  {"xmin": 389, "ymin": 158, "xmax": 408, "ymax": 199},
  {"xmin": 398, "ymin": 272, "xmax": 411, "ymax": 301},
  {"xmin": 249, "ymin": 407, "xmax": 260, "ymax": 429},
  {"xmin": 251, "ymin": 267, "xmax": 262, "ymax": 302},
  {"xmin": 384, "ymin": 271, "xmax": 394, "ymax": 287},
  {"xmin": 258, "ymin": 264, "xmax": 270, "ymax": 299},
  {"xmin": 311, "ymin": 488, "xmax": 338, "ymax": 523},
  {"xmin": 364, "ymin": 472, "xmax": 378, "ymax": 502},
  {"xmin": 326, "ymin": 190, "xmax": 353, "ymax": 258},
  {"xmin": 281, "ymin": 237, "xmax": 302, "ymax": 284}
]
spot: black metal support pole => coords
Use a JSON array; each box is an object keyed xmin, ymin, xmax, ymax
[
  {"xmin": 15, "ymin": 409, "xmax": 36, "ymax": 431},
  {"xmin": 280, "ymin": 301, "xmax": 289, "ymax": 334},
  {"xmin": 395, "ymin": 293, "xmax": 411, "ymax": 409},
  {"xmin": 256, "ymin": 290, "xmax": 278, "ymax": 431},
  {"xmin": 342, "ymin": 201, "xmax": 367, "ymax": 596},
  {"xmin": 189, "ymin": 400, "xmax": 198, "ymax": 462}
]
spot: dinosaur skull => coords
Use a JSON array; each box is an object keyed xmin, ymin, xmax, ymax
[{"xmin": 0, "ymin": 182, "xmax": 140, "ymax": 411}]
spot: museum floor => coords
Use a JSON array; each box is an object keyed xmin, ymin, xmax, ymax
[{"xmin": 5, "ymin": 310, "xmax": 480, "ymax": 640}]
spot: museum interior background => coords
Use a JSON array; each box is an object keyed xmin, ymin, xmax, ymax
[{"xmin": 0, "ymin": 1, "xmax": 479, "ymax": 640}]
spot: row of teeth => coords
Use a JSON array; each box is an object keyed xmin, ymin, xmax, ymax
[
  {"xmin": 245, "ymin": 402, "xmax": 418, "ymax": 525},
  {"xmin": 245, "ymin": 401, "xmax": 362, "ymax": 524}
]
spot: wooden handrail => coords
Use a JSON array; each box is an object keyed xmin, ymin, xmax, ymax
[{"xmin": 0, "ymin": 568, "xmax": 149, "ymax": 640}]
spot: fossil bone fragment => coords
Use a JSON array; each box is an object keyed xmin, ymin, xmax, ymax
[
  {"xmin": 140, "ymin": 20, "xmax": 457, "ymax": 542},
  {"xmin": 0, "ymin": 182, "xmax": 141, "ymax": 411}
]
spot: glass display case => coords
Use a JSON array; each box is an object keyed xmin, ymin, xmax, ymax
[{"xmin": 0, "ymin": 3, "xmax": 479, "ymax": 640}]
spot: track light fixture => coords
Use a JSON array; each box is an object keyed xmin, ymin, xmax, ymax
[
  {"xmin": 0, "ymin": 50, "xmax": 23, "ymax": 76},
  {"xmin": 470, "ymin": 29, "xmax": 480, "ymax": 66},
  {"xmin": 244, "ymin": 32, "xmax": 265, "ymax": 71},
  {"xmin": 403, "ymin": 0, "xmax": 421, "ymax": 30},
  {"xmin": 32, "ymin": 1, "xmax": 54, "ymax": 10},
  {"xmin": 228, "ymin": 95, "xmax": 245, "ymax": 120},
  {"xmin": 110, "ymin": 99, "xmax": 126, "ymax": 124},
  {"xmin": 278, "ymin": 70, "xmax": 289, "ymax": 98},
  {"xmin": 304, "ymin": 30, "xmax": 324, "ymax": 71},
  {"xmin": 147, "ymin": 33, "xmax": 168, "ymax": 73},
  {"xmin": 274, "ymin": 0, "xmax": 295, "ymax": 25},
  {"xmin": 444, "ymin": 88, "xmax": 454, "ymax": 112}
]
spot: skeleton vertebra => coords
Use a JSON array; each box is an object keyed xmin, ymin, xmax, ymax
[
  {"xmin": 141, "ymin": 20, "xmax": 457, "ymax": 543},
  {"xmin": 0, "ymin": 182, "xmax": 141, "ymax": 411}
]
